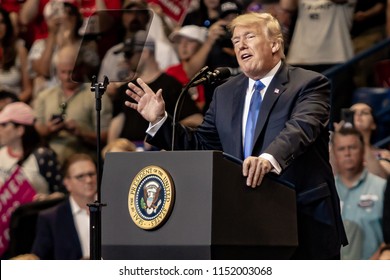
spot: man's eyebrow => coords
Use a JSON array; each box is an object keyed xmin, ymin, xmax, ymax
[{"xmin": 232, "ymin": 31, "xmax": 255, "ymax": 39}]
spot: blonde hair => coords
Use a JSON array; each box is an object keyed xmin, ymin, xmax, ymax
[
  {"xmin": 102, "ymin": 138, "xmax": 137, "ymax": 159},
  {"xmin": 228, "ymin": 12, "xmax": 285, "ymax": 59}
]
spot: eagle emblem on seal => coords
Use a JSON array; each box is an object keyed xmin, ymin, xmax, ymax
[{"xmin": 141, "ymin": 181, "xmax": 162, "ymax": 215}]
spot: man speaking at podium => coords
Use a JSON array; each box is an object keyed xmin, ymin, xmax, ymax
[{"xmin": 124, "ymin": 12, "xmax": 347, "ymax": 260}]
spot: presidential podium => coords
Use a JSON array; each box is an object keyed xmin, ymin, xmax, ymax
[{"xmin": 101, "ymin": 151, "xmax": 297, "ymax": 259}]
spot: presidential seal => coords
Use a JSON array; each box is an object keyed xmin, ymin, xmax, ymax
[{"xmin": 128, "ymin": 165, "xmax": 175, "ymax": 230}]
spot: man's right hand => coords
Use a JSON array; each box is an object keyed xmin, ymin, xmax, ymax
[
  {"xmin": 242, "ymin": 156, "xmax": 272, "ymax": 188},
  {"xmin": 125, "ymin": 78, "xmax": 166, "ymax": 125}
]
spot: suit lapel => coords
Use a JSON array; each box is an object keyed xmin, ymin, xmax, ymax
[
  {"xmin": 231, "ymin": 75, "xmax": 248, "ymax": 158},
  {"xmin": 254, "ymin": 63, "xmax": 289, "ymax": 143},
  {"xmin": 60, "ymin": 200, "xmax": 83, "ymax": 256}
]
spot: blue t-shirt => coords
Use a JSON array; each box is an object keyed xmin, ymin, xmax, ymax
[{"xmin": 335, "ymin": 169, "xmax": 386, "ymax": 259}]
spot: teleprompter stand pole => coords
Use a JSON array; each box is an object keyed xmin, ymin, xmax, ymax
[{"xmin": 88, "ymin": 75, "xmax": 109, "ymax": 260}]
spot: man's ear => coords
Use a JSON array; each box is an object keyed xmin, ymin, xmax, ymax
[
  {"xmin": 271, "ymin": 41, "xmax": 280, "ymax": 54},
  {"xmin": 63, "ymin": 177, "xmax": 72, "ymax": 193}
]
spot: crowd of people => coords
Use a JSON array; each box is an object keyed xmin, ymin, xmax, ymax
[{"xmin": 1, "ymin": 0, "xmax": 390, "ymax": 260}]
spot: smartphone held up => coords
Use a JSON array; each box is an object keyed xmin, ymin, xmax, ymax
[{"xmin": 341, "ymin": 108, "xmax": 355, "ymax": 128}]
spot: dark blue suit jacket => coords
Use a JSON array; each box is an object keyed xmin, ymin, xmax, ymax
[
  {"xmin": 148, "ymin": 62, "xmax": 348, "ymax": 259},
  {"xmin": 31, "ymin": 199, "xmax": 83, "ymax": 260}
]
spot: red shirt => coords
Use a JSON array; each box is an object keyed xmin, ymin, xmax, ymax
[
  {"xmin": 1, "ymin": 0, "xmax": 24, "ymax": 13},
  {"xmin": 29, "ymin": 0, "xmax": 122, "ymax": 41},
  {"xmin": 79, "ymin": 0, "xmax": 121, "ymax": 18},
  {"xmin": 166, "ymin": 63, "xmax": 205, "ymax": 105}
]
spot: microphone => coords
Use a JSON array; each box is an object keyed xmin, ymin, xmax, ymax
[
  {"xmin": 190, "ymin": 67, "xmax": 231, "ymax": 87},
  {"xmin": 188, "ymin": 65, "xmax": 209, "ymax": 85},
  {"xmin": 171, "ymin": 67, "xmax": 230, "ymax": 151}
]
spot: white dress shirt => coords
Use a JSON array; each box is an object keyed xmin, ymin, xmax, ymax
[
  {"xmin": 243, "ymin": 61, "xmax": 282, "ymax": 174},
  {"xmin": 69, "ymin": 196, "xmax": 90, "ymax": 259}
]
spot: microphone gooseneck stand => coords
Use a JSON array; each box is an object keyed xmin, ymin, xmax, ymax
[
  {"xmin": 88, "ymin": 75, "xmax": 109, "ymax": 260},
  {"xmin": 171, "ymin": 66, "xmax": 231, "ymax": 150},
  {"xmin": 171, "ymin": 66, "xmax": 209, "ymax": 150}
]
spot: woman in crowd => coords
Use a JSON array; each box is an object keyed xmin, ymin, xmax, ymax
[
  {"xmin": 332, "ymin": 102, "xmax": 390, "ymax": 178},
  {"xmin": 28, "ymin": 1, "xmax": 84, "ymax": 95},
  {"xmin": 0, "ymin": 102, "xmax": 65, "ymax": 199},
  {"xmin": 351, "ymin": 102, "xmax": 390, "ymax": 178},
  {"xmin": 0, "ymin": 8, "xmax": 32, "ymax": 103}
]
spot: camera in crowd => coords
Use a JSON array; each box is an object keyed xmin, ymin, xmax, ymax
[
  {"xmin": 217, "ymin": 1, "xmax": 242, "ymax": 49},
  {"xmin": 218, "ymin": 25, "xmax": 233, "ymax": 49}
]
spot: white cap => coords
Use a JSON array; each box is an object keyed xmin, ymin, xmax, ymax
[{"xmin": 169, "ymin": 25, "xmax": 208, "ymax": 44}]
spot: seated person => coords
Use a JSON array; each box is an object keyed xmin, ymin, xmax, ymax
[{"xmin": 31, "ymin": 153, "xmax": 98, "ymax": 260}]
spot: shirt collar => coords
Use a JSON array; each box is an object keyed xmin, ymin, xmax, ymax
[
  {"xmin": 353, "ymin": 169, "xmax": 369, "ymax": 189},
  {"xmin": 69, "ymin": 195, "xmax": 83, "ymax": 215},
  {"xmin": 248, "ymin": 60, "xmax": 282, "ymax": 91},
  {"xmin": 335, "ymin": 168, "xmax": 369, "ymax": 190}
]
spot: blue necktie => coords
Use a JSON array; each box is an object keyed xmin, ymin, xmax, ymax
[{"xmin": 244, "ymin": 80, "xmax": 265, "ymax": 158}]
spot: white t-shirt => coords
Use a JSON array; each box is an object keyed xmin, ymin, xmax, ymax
[
  {"xmin": 0, "ymin": 147, "xmax": 49, "ymax": 194},
  {"xmin": 287, "ymin": 0, "xmax": 357, "ymax": 65}
]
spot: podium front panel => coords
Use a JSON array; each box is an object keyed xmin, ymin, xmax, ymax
[
  {"xmin": 101, "ymin": 151, "xmax": 215, "ymax": 259},
  {"xmin": 101, "ymin": 151, "xmax": 297, "ymax": 259}
]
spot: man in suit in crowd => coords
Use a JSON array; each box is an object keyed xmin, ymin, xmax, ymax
[
  {"xmin": 31, "ymin": 153, "xmax": 97, "ymax": 260},
  {"xmin": 124, "ymin": 12, "xmax": 347, "ymax": 259}
]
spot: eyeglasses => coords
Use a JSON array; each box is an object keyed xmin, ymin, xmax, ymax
[
  {"xmin": 0, "ymin": 122, "xmax": 16, "ymax": 127},
  {"xmin": 69, "ymin": 172, "xmax": 97, "ymax": 182}
]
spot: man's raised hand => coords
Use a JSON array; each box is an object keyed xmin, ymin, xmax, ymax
[{"xmin": 124, "ymin": 78, "xmax": 166, "ymax": 124}]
